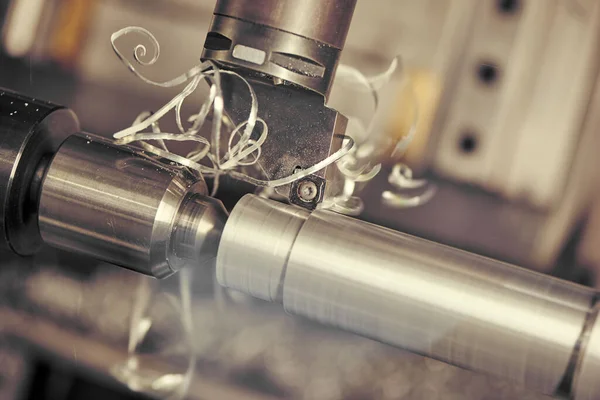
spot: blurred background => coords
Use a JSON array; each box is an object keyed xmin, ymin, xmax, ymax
[{"xmin": 1, "ymin": 0, "xmax": 599, "ymax": 399}]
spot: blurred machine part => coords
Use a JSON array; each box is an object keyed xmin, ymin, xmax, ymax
[
  {"xmin": 332, "ymin": 0, "xmax": 600, "ymax": 273},
  {"xmin": 1, "ymin": 0, "xmax": 48, "ymax": 58},
  {"xmin": 430, "ymin": 0, "xmax": 600, "ymax": 269},
  {"xmin": 434, "ymin": 0, "xmax": 599, "ymax": 208}
]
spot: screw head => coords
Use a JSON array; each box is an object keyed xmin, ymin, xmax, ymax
[{"xmin": 297, "ymin": 180, "xmax": 319, "ymax": 202}]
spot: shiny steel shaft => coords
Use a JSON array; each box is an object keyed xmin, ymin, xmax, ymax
[
  {"xmin": 1, "ymin": 88, "xmax": 228, "ymax": 279},
  {"xmin": 217, "ymin": 195, "xmax": 600, "ymax": 399},
  {"xmin": 38, "ymin": 134, "xmax": 227, "ymax": 278}
]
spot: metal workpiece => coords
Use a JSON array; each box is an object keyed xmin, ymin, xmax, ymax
[
  {"xmin": 282, "ymin": 210, "xmax": 593, "ymax": 397},
  {"xmin": 217, "ymin": 194, "xmax": 600, "ymax": 398},
  {"xmin": 0, "ymin": 89, "xmax": 79, "ymax": 255},
  {"xmin": 0, "ymin": 89, "xmax": 228, "ymax": 278},
  {"xmin": 169, "ymin": 192, "xmax": 228, "ymax": 271},
  {"xmin": 217, "ymin": 195, "xmax": 309, "ymax": 301},
  {"xmin": 204, "ymin": 0, "xmax": 357, "ymax": 97},
  {"xmin": 38, "ymin": 134, "xmax": 225, "ymax": 279}
]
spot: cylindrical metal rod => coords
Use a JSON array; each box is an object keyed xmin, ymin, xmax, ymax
[
  {"xmin": 38, "ymin": 134, "xmax": 202, "ymax": 278},
  {"xmin": 217, "ymin": 195, "xmax": 600, "ymax": 399},
  {"xmin": 38, "ymin": 134, "xmax": 227, "ymax": 279},
  {"xmin": 1, "ymin": 88, "xmax": 228, "ymax": 279}
]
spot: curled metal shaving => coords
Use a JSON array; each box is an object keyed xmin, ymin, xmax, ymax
[
  {"xmin": 111, "ymin": 268, "xmax": 195, "ymax": 400},
  {"xmin": 384, "ymin": 84, "xmax": 437, "ymax": 208},
  {"xmin": 110, "ymin": 26, "xmax": 353, "ymax": 196},
  {"xmin": 382, "ymin": 164, "xmax": 437, "ymax": 208},
  {"xmin": 327, "ymin": 57, "xmax": 435, "ymax": 215}
]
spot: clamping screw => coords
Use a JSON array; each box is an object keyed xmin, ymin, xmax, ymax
[{"xmin": 297, "ymin": 180, "xmax": 319, "ymax": 202}]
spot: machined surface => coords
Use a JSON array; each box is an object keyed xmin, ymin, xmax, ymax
[
  {"xmin": 217, "ymin": 195, "xmax": 309, "ymax": 301},
  {"xmin": 217, "ymin": 195, "xmax": 598, "ymax": 397},
  {"xmin": 214, "ymin": 0, "xmax": 357, "ymax": 49},
  {"xmin": 0, "ymin": 88, "xmax": 79, "ymax": 255},
  {"xmin": 38, "ymin": 134, "xmax": 205, "ymax": 278},
  {"xmin": 169, "ymin": 192, "xmax": 228, "ymax": 270},
  {"xmin": 284, "ymin": 210, "xmax": 593, "ymax": 395}
]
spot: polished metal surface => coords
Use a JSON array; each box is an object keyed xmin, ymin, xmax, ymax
[
  {"xmin": 214, "ymin": 0, "xmax": 357, "ymax": 49},
  {"xmin": 0, "ymin": 88, "xmax": 79, "ymax": 255},
  {"xmin": 204, "ymin": 0, "xmax": 357, "ymax": 97},
  {"xmin": 38, "ymin": 134, "xmax": 208, "ymax": 278},
  {"xmin": 217, "ymin": 195, "xmax": 309, "ymax": 301},
  {"xmin": 217, "ymin": 195, "xmax": 599, "ymax": 397},
  {"xmin": 0, "ymin": 90, "xmax": 228, "ymax": 278},
  {"xmin": 169, "ymin": 192, "xmax": 228, "ymax": 270},
  {"xmin": 284, "ymin": 209, "xmax": 593, "ymax": 395},
  {"xmin": 573, "ymin": 305, "xmax": 600, "ymax": 400}
]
